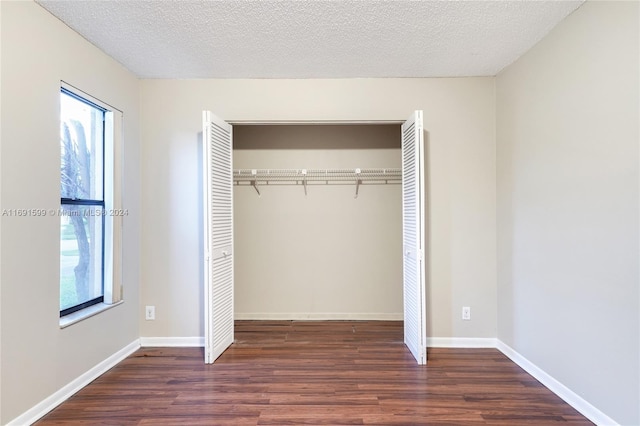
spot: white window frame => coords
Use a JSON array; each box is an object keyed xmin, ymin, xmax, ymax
[{"xmin": 59, "ymin": 82, "xmax": 123, "ymax": 328}]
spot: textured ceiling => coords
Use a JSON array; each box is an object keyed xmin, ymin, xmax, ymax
[{"xmin": 36, "ymin": 0, "xmax": 584, "ymax": 79}]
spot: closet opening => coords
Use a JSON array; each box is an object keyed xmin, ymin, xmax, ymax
[
  {"xmin": 232, "ymin": 124, "xmax": 403, "ymax": 322},
  {"xmin": 203, "ymin": 111, "xmax": 426, "ymax": 364}
]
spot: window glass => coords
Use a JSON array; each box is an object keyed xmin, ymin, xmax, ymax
[
  {"xmin": 60, "ymin": 90, "xmax": 105, "ymax": 314},
  {"xmin": 60, "ymin": 92, "xmax": 104, "ymax": 200}
]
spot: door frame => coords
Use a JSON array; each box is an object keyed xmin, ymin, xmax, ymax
[{"xmin": 205, "ymin": 116, "xmax": 428, "ymax": 363}]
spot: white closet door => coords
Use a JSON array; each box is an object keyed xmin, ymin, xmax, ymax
[
  {"xmin": 402, "ymin": 110, "xmax": 427, "ymax": 365},
  {"xmin": 202, "ymin": 111, "xmax": 234, "ymax": 364}
]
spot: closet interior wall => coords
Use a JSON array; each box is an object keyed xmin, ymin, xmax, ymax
[{"xmin": 233, "ymin": 124, "xmax": 403, "ymax": 320}]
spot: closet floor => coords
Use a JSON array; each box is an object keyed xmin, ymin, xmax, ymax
[{"xmin": 36, "ymin": 320, "xmax": 592, "ymax": 425}]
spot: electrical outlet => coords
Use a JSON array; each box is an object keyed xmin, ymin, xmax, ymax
[
  {"xmin": 462, "ymin": 306, "xmax": 471, "ymax": 321},
  {"xmin": 145, "ymin": 305, "xmax": 155, "ymax": 320}
]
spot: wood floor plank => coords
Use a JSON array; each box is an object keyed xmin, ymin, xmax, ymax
[{"xmin": 35, "ymin": 321, "xmax": 593, "ymax": 425}]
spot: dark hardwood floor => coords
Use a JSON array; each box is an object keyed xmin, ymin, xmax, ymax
[{"xmin": 36, "ymin": 321, "xmax": 592, "ymax": 425}]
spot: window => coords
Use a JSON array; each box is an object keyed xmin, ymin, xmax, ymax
[{"xmin": 60, "ymin": 84, "xmax": 122, "ymax": 318}]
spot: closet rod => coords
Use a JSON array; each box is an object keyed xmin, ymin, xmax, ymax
[
  {"xmin": 234, "ymin": 169, "xmax": 401, "ymax": 197},
  {"xmin": 234, "ymin": 180, "xmax": 401, "ymax": 186},
  {"xmin": 233, "ymin": 168, "xmax": 402, "ymax": 184}
]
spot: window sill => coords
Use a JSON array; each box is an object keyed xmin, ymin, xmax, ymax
[{"xmin": 60, "ymin": 300, "xmax": 124, "ymax": 329}]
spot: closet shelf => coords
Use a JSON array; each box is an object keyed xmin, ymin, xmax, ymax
[
  {"xmin": 233, "ymin": 168, "xmax": 402, "ymax": 197},
  {"xmin": 234, "ymin": 168, "xmax": 401, "ymax": 184}
]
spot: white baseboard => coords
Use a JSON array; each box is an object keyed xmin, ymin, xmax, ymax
[
  {"xmin": 496, "ymin": 340, "xmax": 618, "ymax": 426},
  {"xmin": 140, "ymin": 336, "xmax": 204, "ymax": 347},
  {"xmin": 428, "ymin": 337, "xmax": 497, "ymax": 348},
  {"xmin": 6, "ymin": 339, "xmax": 140, "ymax": 426},
  {"xmin": 234, "ymin": 312, "xmax": 404, "ymax": 321}
]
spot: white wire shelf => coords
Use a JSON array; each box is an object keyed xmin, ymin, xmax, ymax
[{"xmin": 233, "ymin": 168, "xmax": 402, "ymax": 197}]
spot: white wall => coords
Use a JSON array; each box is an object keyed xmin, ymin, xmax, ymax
[
  {"xmin": 139, "ymin": 78, "xmax": 496, "ymax": 340},
  {"xmin": 234, "ymin": 125, "xmax": 402, "ymax": 319},
  {"xmin": 0, "ymin": 2, "xmax": 141, "ymax": 423},
  {"xmin": 496, "ymin": 1, "xmax": 639, "ymax": 424}
]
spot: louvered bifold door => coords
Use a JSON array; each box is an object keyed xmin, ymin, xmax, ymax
[
  {"xmin": 402, "ymin": 110, "xmax": 427, "ymax": 365},
  {"xmin": 202, "ymin": 111, "xmax": 234, "ymax": 364}
]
